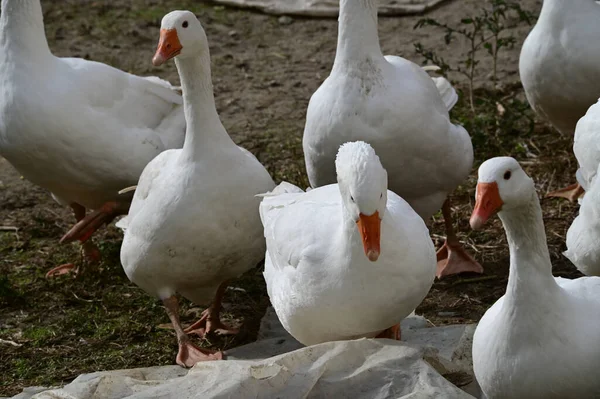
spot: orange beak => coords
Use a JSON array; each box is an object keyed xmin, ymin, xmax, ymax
[
  {"xmin": 152, "ymin": 29, "xmax": 183, "ymax": 66},
  {"xmin": 357, "ymin": 211, "xmax": 381, "ymax": 262},
  {"xmin": 469, "ymin": 182, "xmax": 504, "ymax": 230}
]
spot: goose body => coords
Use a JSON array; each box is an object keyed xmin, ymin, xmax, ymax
[
  {"xmin": 303, "ymin": 0, "xmax": 471, "ymax": 220},
  {"xmin": 520, "ymin": 0, "xmax": 600, "ymax": 136},
  {"xmin": 470, "ymin": 157, "xmax": 600, "ymax": 399},
  {"xmin": 565, "ymin": 165, "xmax": 600, "ymax": 277},
  {"xmin": 120, "ymin": 144, "xmax": 271, "ymax": 303},
  {"xmin": 0, "ymin": 0, "xmax": 185, "ymax": 210},
  {"xmin": 474, "ymin": 276, "xmax": 600, "ymax": 398},
  {"xmin": 261, "ymin": 142, "xmax": 436, "ymax": 346},
  {"xmin": 119, "ymin": 11, "xmax": 274, "ymax": 367},
  {"xmin": 571, "ymin": 99, "xmax": 600, "ymax": 192},
  {"xmin": 563, "ymin": 100, "xmax": 600, "ymax": 276},
  {"xmin": 303, "ymin": 0, "xmax": 479, "ymax": 278}
]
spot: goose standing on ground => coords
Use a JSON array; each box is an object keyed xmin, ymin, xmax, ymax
[
  {"xmin": 118, "ymin": 11, "xmax": 274, "ymax": 367},
  {"xmin": 260, "ymin": 141, "xmax": 436, "ymax": 345},
  {"xmin": 520, "ymin": 0, "xmax": 600, "ymax": 201},
  {"xmin": 470, "ymin": 157, "xmax": 600, "ymax": 399},
  {"xmin": 303, "ymin": 0, "xmax": 480, "ymax": 278},
  {"xmin": 0, "ymin": 0, "xmax": 186, "ymax": 277}
]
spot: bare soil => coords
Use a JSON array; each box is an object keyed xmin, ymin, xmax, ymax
[{"xmin": 1, "ymin": 0, "xmax": 581, "ymax": 395}]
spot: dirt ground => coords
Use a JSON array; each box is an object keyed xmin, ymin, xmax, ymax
[{"xmin": 0, "ymin": 0, "xmax": 583, "ymax": 395}]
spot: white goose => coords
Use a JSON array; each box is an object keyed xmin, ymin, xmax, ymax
[
  {"xmin": 564, "ymin": 162, "xmax": 600, "ymax": 276},
  {"xmin": 571, "ymin": 99, "xmax": 600, "ymax": 194},
  {"xmin": 0, "ymin": 0, "xmax": 185, "ymax": 276},
  {"xmin": 118, "ymin": 11, "xmax": 274, "ymax": 367},
  {"xmin": 260, "ymin": 141, "xmax": 436, "ymax": 345},
  {"xmin": 470, "ymin": 157, "xmax": 600, "ymax": 399},
  {"xmin": 563, "ymin": 99, "xmax": 600, "ymax": 276},
  {"xmin": 520, "ymin": 0, "xmax": 600, "ymax": 201},
  {"xmin": 303, "ymin": 0, "xmax": 480, "ymax": 278}
]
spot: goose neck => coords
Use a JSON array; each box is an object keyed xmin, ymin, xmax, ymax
[
  {"xmin": 175, "ymin": 55, "xmax": 234, "ymax": 159},
  {"xmin": 0, "ymin": 0, "xmax": 51, "ymax": 59},
  {"xmin": 537, "ymin": 0, "xmax": 593, "ymax": 25},
  {"xmin": 499, "ymin": 192, "xmax": 558, "ymax": 302},
  {"xmin": 333, "ymin": 0, "xmax": 383, "ymax": 68}
]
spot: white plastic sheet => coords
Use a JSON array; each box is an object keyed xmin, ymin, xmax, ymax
[
  {"xmin": 209, "ymin": 0, "xmax": 450, "ymax": 17},
  {"xmin": 11, "ymin": 340, "xmax": 472, "ymax": 399},
  {"xmin": 10, "ymin": 309, "xmax": 479, "ymax": 399}
]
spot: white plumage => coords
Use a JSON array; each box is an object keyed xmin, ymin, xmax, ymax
[
  {"xmin": 470, "ymin": 157, "xmax": 600, "ymax": 399},
  {"xmin": 118, "ymin": 11, "xmax": 274, "ymax": 367},
  {"xmin": 261, "ymin": 141, "xmax": 436, "ymax": 346},
  {"xmin": 0, "ymin": 0, "xmax": 185, "ymax": 211},
  {"xmin": 520, "ymin": 0, "xmax": 600, "ymax": 136}
]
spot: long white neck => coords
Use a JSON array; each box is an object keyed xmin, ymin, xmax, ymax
[
  {"xmin": 0, "ymin": 0, "xmax": 51, "ymax": 59},
  {"xmin": 174, "ymin": 54, "xmax": 235, "ymax": 159},
  {"xmin": 537, "ymin": 0, "xmax": 562, "ymax": 22},
  {"xmin": 499, "ymin": 190, "xmax": 559, "ymax": 306},
  {"xmin": 333, "ymin": 0, "xmax": 383, "ymax": 68},
  {"xmin": 537, "ymin": 0, "xmax": 597, "ymax": 24}
]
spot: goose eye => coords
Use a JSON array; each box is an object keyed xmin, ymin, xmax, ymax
[
  {"xmin": 504, "ymin": 171, "xmax": 512, "ymax": 180},
  {"xmin": 350, "ymin": 196, "xmax": 355, "ymax": 202},
  {"xmin": 380, "ymin": 193, "xmax": 383, "ymax": 199},
  {"xmin": 182, "ymin": 21, "xmax": 189, "ymax": 28}
]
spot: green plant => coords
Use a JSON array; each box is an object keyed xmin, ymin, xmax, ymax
[{"xmin": 414, "ymin": 0, "xmax": 535, "ymax": 113}]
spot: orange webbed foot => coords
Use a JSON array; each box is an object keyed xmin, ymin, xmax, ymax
[
  {"xmin": 546, "ymin": 183, "xmax": 584, "ymax": 203},
  {"xmin": 436, "ymin": 240, "xmax": 483, "ymax": 278},
  {"xmin": 45, "ymin": 263, "xmax": 78, "ymax": 278},
  {"xmin": 185, "ymin": 308, "xmax": 239, "ymax": 338},
  {"xmin": 176, "ymin": 339, "xmax": 223, "ymax": 368}
]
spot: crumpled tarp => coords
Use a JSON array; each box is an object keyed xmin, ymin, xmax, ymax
[
  {"xmin": 10, "ymin": 309, "xmax": 479, "ymax": 399},
  {"xmin": 209, "ymin": 0, "xmax": 450, "ymax": 17},
  {"xmin": 11, "ymin": 341, "xmax": 472, "ymax": 399}
]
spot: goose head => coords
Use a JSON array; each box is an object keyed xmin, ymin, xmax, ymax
[
  {"xmin": 335, "ymin": 141, "xmax": 387, "ymax": 262},
  {"xmin": 152, "ymin": 10, "xmax": 208, "ymax": 66},
  {"xmin": 470, "ymin": 157, "xmax": 535, "ymax": 230}
]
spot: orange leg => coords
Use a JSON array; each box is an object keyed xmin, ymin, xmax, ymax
[
  {"xmin": 547, "ymin": 183, "xmax": 584, "ymax": 203},
  {"xmin": 185, "ymin": 281, "xmax": 239, "ymax": 338},
  {"xmin": 60, "ymin": 201, "xmax": 129, "ymax": 244},
  {"xmin": 46, "ymin": 203, "xmax": 102, "ymax": 278},
  {"xmin": 376, "ymin": 324, "xmax": 401, "ymax": 340},
  {"xmin": 163, "ymin": 296, "xmax": 223, "ymax": 368},
  {"xmin": 436, "ymin": 199, "xmax": 484, "ymax": 278}
]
